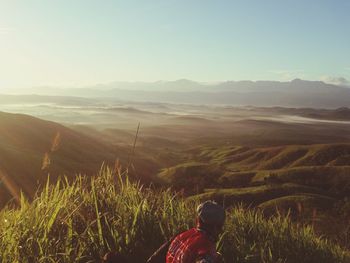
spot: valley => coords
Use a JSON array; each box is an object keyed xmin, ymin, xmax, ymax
[{"xmin": 1, "ymin": 95, "xmax": 350, "ymax": 246}]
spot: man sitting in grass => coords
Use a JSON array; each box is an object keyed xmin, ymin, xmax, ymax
[
  {"xmin": 166, "ymin": 201, "xmax": 225, "ymax": 263},
  {"xmin": 148, "ymin": 200, "xmax": 225, "ymax": 263}
]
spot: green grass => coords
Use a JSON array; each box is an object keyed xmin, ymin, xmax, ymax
[
  {"xmin": 0, "ymin": 167, "xmax": 348, "ymax": 263},
  {"xmin": 252, "ymin": 166, "xmax": 350, "ymax": 195}
]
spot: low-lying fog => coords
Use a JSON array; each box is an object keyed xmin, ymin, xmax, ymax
[
  {"xmin": 2, "ymin": 97, "xmax": 350, "ymax": 153},
  {"xmin": 252, "ymin": 115, "xmax": 350, "ymax": 125},
  {"xmin": 1, "ymin": 101, "xmax": 350, "ymax": 129}
]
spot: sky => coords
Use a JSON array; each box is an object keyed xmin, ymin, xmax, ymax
[{"xmin": 0, "ymin": 0, "xmax": 349, "ymax": 91}]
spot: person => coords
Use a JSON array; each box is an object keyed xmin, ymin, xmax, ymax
[{"xmin": 147, "ymin": 200, "xmax": 225, "ymax": 263}]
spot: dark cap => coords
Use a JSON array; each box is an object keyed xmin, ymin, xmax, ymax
[{"xmin": 197, "ymin": 200, "xmax": 225, "ymax": 225}]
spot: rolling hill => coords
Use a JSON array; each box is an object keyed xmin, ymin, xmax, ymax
[
  {"xmin": 158, "ymin": 143, "xmax": 350, "ymax": 204},
  {"xmin": 155, "ymin": 143, "xmax": 350, "ymax": 242},
  {"xmin": 0, "ymin": 112, "xmax": 159, "ymax": 207}
]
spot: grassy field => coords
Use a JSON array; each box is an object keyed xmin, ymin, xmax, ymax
[
  {"xmin": 0, "ymin": 167, "xmax": 349, "ymax": 263},
  {"xmin": 2, "ymin": 110, "xmax": 350, "ymax": 262}
]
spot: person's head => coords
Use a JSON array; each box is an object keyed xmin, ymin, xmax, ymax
[{"xmin": 196, "ymin": 201, "xmax": 225, "ymax": 240}]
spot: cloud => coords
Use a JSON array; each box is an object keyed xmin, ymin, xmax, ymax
[
  {"xmin": 321, "ymin": 76, "xmax": 350, "ymax": 86},
  {"xmin": 267, "ymin": 69, "xmax": 306, "ymax": 80}
]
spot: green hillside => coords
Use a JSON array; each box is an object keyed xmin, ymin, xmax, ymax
[
  {"xmin": 156, "ymin": 143, "xmax": 350, "ymax": 245},
  {"xmin": 258, "ymin": 194, "xmax": 335, "ymax": 218},
  {"xmin": 191, "ymin": 183, "xmax": 325, "ymax": 206},
  {"xmin": 0, "ymin": 112, "xmax": 159, "ymax": 207},
  {"xmin": 159, "ymin": 144, "xmax": 350, "ymax": 193},
  {"xmin": 195, "ymin": 144, "xmax": 350, "ymax": 170}
]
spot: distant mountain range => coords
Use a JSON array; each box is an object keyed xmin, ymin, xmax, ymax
[{"xmin": 10, "ymin": 79, "xmax": 350, "ymax": 108}]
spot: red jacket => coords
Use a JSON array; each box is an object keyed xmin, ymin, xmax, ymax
[{"xmin": 166, "ymin": 228, "xmax": 217, "ymax": 263}]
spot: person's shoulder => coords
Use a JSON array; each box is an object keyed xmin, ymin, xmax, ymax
[
  {"xmin": 190, "ymin": 230, "xmax": 214, "ymax": 248},
  {"xmin": 195, "ymin": 229, "xmax": 213, "ymax": 242}
]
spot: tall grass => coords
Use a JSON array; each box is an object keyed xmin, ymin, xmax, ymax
[{"xmin": 0, "ymin": 167, "xmax": 348, "ymax": 263}]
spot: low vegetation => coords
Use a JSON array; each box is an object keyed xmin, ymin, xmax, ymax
[{"xmin": 0, "ymin": 167, "xmax": 349, "ymax": 263}]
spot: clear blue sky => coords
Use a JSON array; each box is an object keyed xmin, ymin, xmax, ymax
[{"xmin": 0, "ymin": 0, "xmax": 349, "ymax": 90}]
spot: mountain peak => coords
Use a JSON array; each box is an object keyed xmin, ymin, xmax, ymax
[{"xmin": 291, "ymin": 78, "xmax": 303, "ymax": 83}]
